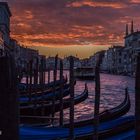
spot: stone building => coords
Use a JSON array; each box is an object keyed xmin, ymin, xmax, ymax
[
  {"xmin": 10, "ymin": 38, "xmax": 39, "ymax": 71},
  {"xmin": 0, "ymin": 2, "xmax": 11, "ymax": 51},
  {"xmin": 101, "ymin": 21, "xmax": 140, "ymax": 76},
  {"xmin": 9, "ymin": 39, "xmax": 21, "ymax": 66},
  {"xmin": 81, "ymin": 58, "xmax": 90, "ymax": 67},
  {"xmin": 63, "ymin": 56, "xmax": 81, "ymax": 69},
  {"xmin": 0, "ymin": 2, "xmax": 42, "ymax": 75},
  {"xmin": 101, "ymin": 46, "xmax": 124, "ymax": 74},
  {"xmin": 23, "ymin": 47, "xmax": 39, "ymax": 71},
  {"xmin": 46, "ymin": 56, "xmax": 60, "ymax": 70},
  {"xmin": 123, "ymin": 21, "xmax": 140, "ymax": 75},
  {"xmin": 46, "ymin": 56, "xmax": 55, "ymax": 70}
]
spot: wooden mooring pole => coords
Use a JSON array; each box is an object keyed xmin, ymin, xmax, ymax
[
  {"xmin": 59, "ymin": 59, "xmax": 64, "ymax": 126},
  {"xmin": 135, "ymin": 53, "xmax": 140, "ymax": 140},
  {"xmin": 43, "ymin": 58, "xmax": 46, "ymax": 84},
  {"xmin": 35, "ymin": 58, "xmax": 39, "ymax": 85},
  {"xmin": 0, "ymin": 56, "xmax": 19, "ymax": 140},
  {"xmin": 40, "ymin": 57, "xmax": 45, "ymax": 116},
  {"xmin": 51, "ymin": 55, "xmax": 58, "ymax": 124},
  {"xmin": 33, "ymin": 57, "xmax": 39, "ymax": 115},
  {"xmin": 29, "ymin": 60, "xmax": 33, "ymax": 104},
  {"xmin": 69, "ymin": 56, "xmax": 75, "ymax": 139},
  {"xmin": 93, "ymin": 55, "xmax": 102, "ymax": 140}
]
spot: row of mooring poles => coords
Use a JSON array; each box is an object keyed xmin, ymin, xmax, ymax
[
  {"xmin": 51, "ymin": 55, "xmax": 75, "ymax": 135},
  {"xmin": 0, "ymin": 56, "xmax": 19, "ymax": 140},
  {"xmin": 135, "ymin": 53, "xmax": 140, "ymax": 140}
]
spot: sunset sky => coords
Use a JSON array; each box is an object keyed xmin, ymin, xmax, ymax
[{"xmin": 5, "ymin": 0, "xmax": 140, "ymax": 58}]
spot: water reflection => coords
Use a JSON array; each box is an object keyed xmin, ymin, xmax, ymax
[
  {"xmin": 21, "ymin": 70, "xmax": 135, "ymax": 123},
  {"xmin": 56, "ymin": 71, "xmax": 135, "ymax": 123}
]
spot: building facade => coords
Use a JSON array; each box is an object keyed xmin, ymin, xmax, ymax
[
  {"xmin": 101, "ymin": 46, "xmax": 124, "ymax": 74},
  {"xmin": 123, "ymin": 21, "xmax": 140, "ymax": 75},
  {"xmin": 101, "ymin": 21, "xmax": 140, "ymax": 76},
  {"xmin": 63, "ymin": 56, "xmax": 81, "ymax": 69}
]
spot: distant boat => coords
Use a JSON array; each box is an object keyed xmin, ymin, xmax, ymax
[
  {"xmin": 74, "ymin": 67, "xmax": 95, "ymax": 80},
  {"xmin": 19, "ymin": 77, "xmax": 67, "ymax": 94}
]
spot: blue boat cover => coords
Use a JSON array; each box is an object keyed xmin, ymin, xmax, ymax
[
  {"xmin": 106, "ymin": 130, "xmax": 135, "ymax": 140},
  {"xmin": 20, "ymin": 116, "xmax": 134, "ymax": 140}
]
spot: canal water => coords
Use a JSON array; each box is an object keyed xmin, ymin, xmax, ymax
[{"xmin": 46, "ymin": 71, "xmax": 135, "ymax": 123}]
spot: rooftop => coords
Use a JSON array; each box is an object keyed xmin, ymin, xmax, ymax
[{"xmin": 125, "ymin": 31, "xmax": 140, "ymax": 39}]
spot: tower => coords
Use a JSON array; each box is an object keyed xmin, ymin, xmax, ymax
[
  {"xmin": 131, "ymin": 20, "xmax": 134, "ymax": 34},
  {"xmin": 125, "ymin": 24, "xmax": 128, "ymax": 36}
]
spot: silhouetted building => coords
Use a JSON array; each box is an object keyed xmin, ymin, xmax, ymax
[
  {"xmin": 0, "ymin": 2, "xmax": 12, "ymax": 50},
  {"xmin": 0, "ymin": 29, "xmax": 4, "ymax": 56}
]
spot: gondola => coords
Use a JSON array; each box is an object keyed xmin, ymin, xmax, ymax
[
  {"xmin": 28, "ymin": 89, "xmax": 130, "ymax": 126},
  {"xmin": 107, "ymin": 129, "xmax": 135, "ymax": 140},
  {"xmin": 20, "ymin": 84, "xmax": 88, "ymax": 117},
  {"xmin": 64, "ymin": 90, "xmax": 130, "ymax": 127},
  {"xmin": 75, "ymin": 116, "xmax": 135, "ymax": 140},
  {"xmin": 20, "ymin": 80, "xmax": 76, "ymax": 97},
  {"xmin": 20, "ymin": 83, "xmax": 71, "ymax": 106},
  {"xmin": 20, "ymin": 116, "xmax": 134, "ymax": 140},
  {"xmin": 19, "ymin": 77, "xmax": 67, "ymax": 94}
]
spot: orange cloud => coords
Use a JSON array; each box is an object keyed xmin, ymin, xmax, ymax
[
  {"xmin": 67, "ymin": 0, "xmax": 127, "ymax": 9},
  {"xmin": 5, "ymin": 0, "xmax": 140, "ymax": 58},
  {"xmin": 130, "ymin": 0, "xmax": 140, "ymax": 3}
]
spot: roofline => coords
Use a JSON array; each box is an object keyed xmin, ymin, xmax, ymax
[{"xmin": 124, "ymin": 31, "xmax": 140, "ymax": 39}]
